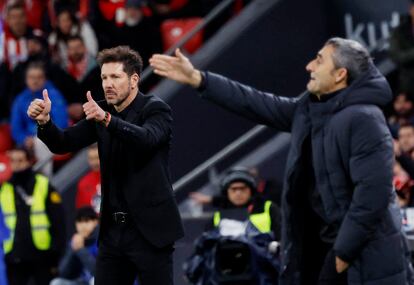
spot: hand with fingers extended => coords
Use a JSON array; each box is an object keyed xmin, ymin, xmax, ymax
[
  {"xmin": 27, "ymin": 89, "xmax": 52, "ymax": 125},
  {"xmin": 149, "ymin": 48, "xmax": 202, "ymax": 88},
  {"xmin": 83, "ymin": 91, "xmax": 106, "ymax": 123}
]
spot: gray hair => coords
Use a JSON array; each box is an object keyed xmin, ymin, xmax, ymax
[{"xmin": 325, "ymin": 37, "xmax": 372, "ymax": 84}]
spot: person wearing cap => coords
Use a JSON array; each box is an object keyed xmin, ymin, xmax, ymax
[
  {"xmin": 184, "ymin": 167, "xmax": 280, "ymax": 285},
  {"xmin": 50, "ymin": 206, "xmax": 99, "ymax": 285},
  {"xmin": 211, "ymin": 167, "xmax": 280, "ymax": 239},
  {"xmin": 150, "ymin": 38, "xmax": 414, "ymax": 284}
]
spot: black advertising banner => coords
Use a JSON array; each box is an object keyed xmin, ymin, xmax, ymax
[{"xmin": 326, "ymin": 0, "xmax": 409, "ymax": 57}]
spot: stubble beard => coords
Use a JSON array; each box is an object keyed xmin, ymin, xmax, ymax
[{"xmin": 106, "ymin": 81, "xmax": 132, "ymax": 108}]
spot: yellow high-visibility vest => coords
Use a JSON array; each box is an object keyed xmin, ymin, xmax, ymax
[
  {"xmin": 0, "ymin": 174, "xmax": 51, "ymax": 253},
  {"xmin": 213, "ymin": 200, "xmax": 272, "ymax": 233}
]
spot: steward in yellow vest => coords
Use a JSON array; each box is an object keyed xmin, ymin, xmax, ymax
[
  {"xmin": 211, "ymin": 167, "xmax": 281, "ymax": 240},
  {"xmin": 0, "ymin": 148, "xmax": 66, "ymax": 285}
]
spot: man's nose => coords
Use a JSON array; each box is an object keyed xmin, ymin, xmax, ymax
[{"xmin": 306, "ymin": 60, "xmax": 314, "ymax": 72}]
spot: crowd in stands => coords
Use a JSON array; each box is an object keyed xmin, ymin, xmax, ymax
[{"xmin": 389, "ymin": 0, "xmax": 414, "ymax": 211}]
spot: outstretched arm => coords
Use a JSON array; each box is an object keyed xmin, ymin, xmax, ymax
[{"xmin": 150, "ymin": 49, "xmax": 298, "ymax": 131}]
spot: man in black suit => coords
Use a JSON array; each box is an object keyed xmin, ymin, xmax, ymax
[{"xmin": 27, "ymin": 46, "xmax": 184, "ymax": 285}]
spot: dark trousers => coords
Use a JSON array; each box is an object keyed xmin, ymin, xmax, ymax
[
  {"xmin": 6, "ymin": 260, "xmax": 54, "ymax": 285},
  {"xmin": 95, "ymin": 219, "xmax": 174, "ymax": 285}
]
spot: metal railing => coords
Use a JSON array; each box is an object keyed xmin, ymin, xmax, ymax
[{"xmin": 172, "ymin": 125, "xmax": 268, "ymax": 192}]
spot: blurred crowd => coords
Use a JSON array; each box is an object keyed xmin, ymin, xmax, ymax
[
  {"xmin": 388, "ymin": 0, "xmax": 414, "ymax": 210},
  {"xmin": 0, "ymin": 0, "xmax": 246, "ymax": 177}
]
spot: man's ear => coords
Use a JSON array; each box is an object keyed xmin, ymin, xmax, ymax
[
  {"xmin": 131, "ymin": 73, "xmax": 139, "ymax": 89},
  {"xmin": 335, "ymin": 67, "xmax": 348, "ymax": 84}
]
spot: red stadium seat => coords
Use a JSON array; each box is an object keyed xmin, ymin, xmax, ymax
[
  {"xmin": 169, "ymin": 0, "xmax": 188, "ymax": 11},
  {"xmin": 0, "ymin": 153, "xmax": 12, "ymax": 184},
  {"xmin": 160, "ymin": 17, "xmax": 204, "ymax": 54},
  {"xmin": 0, "ymin": 124, "xmax": 14, "ymax": 153}
]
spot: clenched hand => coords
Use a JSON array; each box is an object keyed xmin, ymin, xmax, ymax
[{"xmin": 27, "ymin": 89, "xmax": 52, "ymax": 125}]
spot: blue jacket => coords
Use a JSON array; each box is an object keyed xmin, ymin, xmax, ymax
[
  {"xmin": 58, "ymin": 226, "xmax": 98, "ymax": 282},
  {"xmin": 0, "ymin": 207, "xmax": 9, "ymax": 285},
  {"xmin": 200, "ymin": 64, "xmax": 414, "ymax": 285},
  {"xmin": 11, "ymin": 81, "xmax": 68, "ymax": 145}
]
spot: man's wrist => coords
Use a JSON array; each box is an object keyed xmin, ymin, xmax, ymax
[
  {"xmin": 101, "ymin": 111, "xmax": 111, "ymax": 127},
  {"xmin": 189, "ymin": 69, "xmax": 202, "ymax": 88},
  {"xmin": 37, "ymin": 115, "xmax": 50, "ymax": 126}
]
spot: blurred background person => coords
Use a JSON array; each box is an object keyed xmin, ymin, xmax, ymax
[
  {"xmin": 0, "ymin": 147, "xmax": 66, "ymax": 285},
  {"xmin": 10, "ymin": 61, "xmax": 68, "ymax": 176},
  {"xmin": 76, "ymin": 144, "xmax": 101, "ymax": 214},
  {"xmin": 51, "ymin": 206, "xmax": 99, "ymax": 285}
]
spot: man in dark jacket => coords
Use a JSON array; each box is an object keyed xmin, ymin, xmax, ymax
[
  {"xmin": 150, "ymin": 37, "xmax": 414, "ymax": 284},
  {"xmin": 27, "ymin": 46, "xmax": 184, "ymax": 285}
]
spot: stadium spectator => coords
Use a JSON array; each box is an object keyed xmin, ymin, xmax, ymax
[
  {"xmin": 388, "ymin": 92, "xmax": 414, "ymax": 136},
  {"xmin": 48, "ymin": 8, "xmax": 98, "ymax": 64},
  {"xmin": 119, "ymin": 0, "xmax": 163, "ymax": 69},
  {"xmin": 0, "ymin": 1, "xmax": 32, "ymax": 71},
  {"xmin": 10, "ymin": 61, "xmax": 68, "ymax": 175},
  {"xmin": 50, "ymin": 206, "xmax": 99, "ymax": 285},
  {"xmin": 76, "ymin": 144, "xmax": 101, "ymax": 213},
  {"xmin": 60, "ymin": 35, "xmax": 103, "ymax": 122}
]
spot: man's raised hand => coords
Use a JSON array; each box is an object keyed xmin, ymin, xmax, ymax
[
  {"xmin": 27, "ymin": 89, "xmax": 52, "ymax": 125},
  {"xmin": 150, "ymin": 48, "xmax": 202, "ymax": 88},
  {"xmin": 83, "ymin": 91, "xmax": 105, "ymax": 122}
]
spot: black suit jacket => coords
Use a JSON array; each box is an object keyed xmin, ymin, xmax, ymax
[{"xmin": 37, "ymin": 93, "xmax": 184, "ymax": 248}]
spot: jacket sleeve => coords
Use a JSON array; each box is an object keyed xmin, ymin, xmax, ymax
[
  {"xmin": 37, "ymin": 119, "xmax": 97, "ymax": 154},
  {"xmin": 75, "ymin": 247, "xmax": 97, "ymax": 276},
  {"xmin": 333, "ymin": 110, "xmax": 394, "ymax": 262},
  {"xmin": 58, "ymin": 246, "xmax": 82, "ymax": 279},
  {"xmin": 106, "ymin": 100, "xmax": 172, "ymax": 152},
  {"xmin": 200, "ymin": 72, "xmax": 299, "ymax": 132},
  {"xmin": 270, "ymin": 203, "xmax": 281, "ymax": 241}
]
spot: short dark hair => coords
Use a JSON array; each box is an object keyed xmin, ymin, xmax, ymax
[
  {"xmin": 97, "ymin": 46, "xmax": 143, "ymax": 77},
  {"xmin": 9, "ymin": 146, "xmax": 35, "ymax": 162},
  {"xmin": 67, "ymin": 35, "xmax": 84, "ymax": 45},
  {"xmin": 75, "ymin": 206, "xmax": 98, "ymax": 222},
  {"xmin": 26, "ymin": 61, "xmax": 47, "ymax": 77},
  {"xmin": 325, "ymin": 37, "xmax": 372, "ymax": 84},
  {"xmin": 5, "ymin": 1, "xmax": 25, "ymax": 14}
]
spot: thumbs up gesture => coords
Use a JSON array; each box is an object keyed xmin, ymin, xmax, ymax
[
  {"xmin": 83, "ymin": 91, "xmax": 105, "ymax": 122},
  {"xmin": 27, "ymin": 89, "xmax": 52, "ymax": 125}
]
